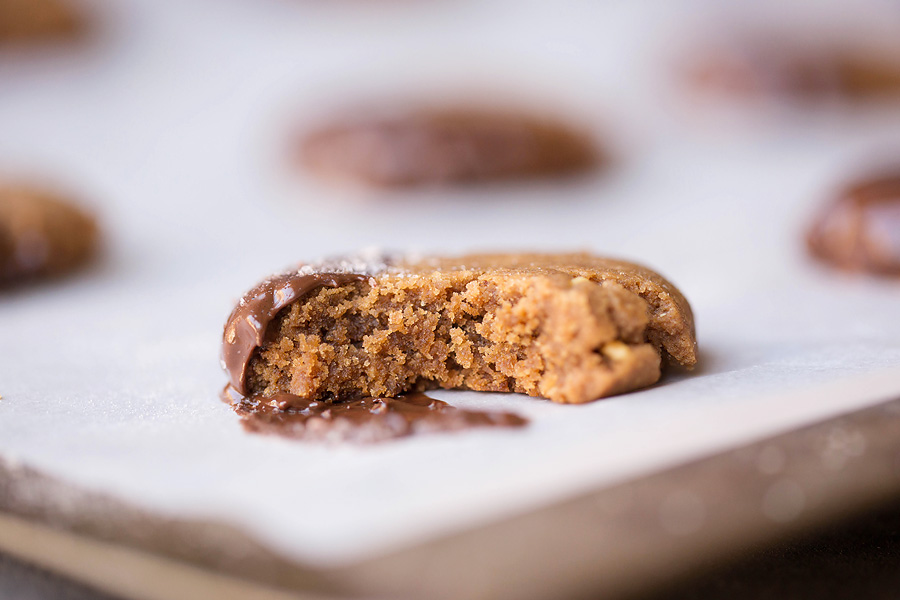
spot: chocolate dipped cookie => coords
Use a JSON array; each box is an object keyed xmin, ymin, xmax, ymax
[
  {"xmin": 0, "ymin": 183, "xmax": 99, "ymax": 285},
  {"xmin": 222, "ymin": 252, "xmax": 697, "ymax": 411},
  {"xmin": 808, "ymin": 173, "xmax": 900, "ymax": 275},
  {"xmin": 0, "ymin": 0, "xmax": 84, "ymax": 44},
  {"xmin": 686, "ymin": 39, "xmax": 900, "ymax": 103},
  {"xmin": 298, "ymin": 108, "xmax": 600, "ymax": 187}
]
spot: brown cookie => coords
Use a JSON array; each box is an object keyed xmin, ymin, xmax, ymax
[
  {"xmin": 0, "ymin": 183, "xmax": 99, "ymax": 284},
  {"xmin": 0, "ymin": 0, "xmax": 84, "ymax": 44},
  {"xmin": 298, "ymin": 108, "xmax": 600, "ymax": 187},
  {"xmin": 807, "ymin": 173, "xmax": 900, "ymax": 275},
  {"xmin": 685, "ymin": 39, "xmax": 900, "ymax": 103},
  {"xmin": 222, "ymin": 252, "xmax": 696, "ymax": 407}
]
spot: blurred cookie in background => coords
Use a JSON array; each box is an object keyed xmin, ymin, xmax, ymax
[
  {"xmin": 0, "ymin": 0, "xmax": 85, "ymax": 45},
  {"xmin": 683, "ymin": 36, "xmax": 900, "ymax": 105},
  {"xmin": 807, "ymin": 172, "xmax": 900, "ymax": 276},
  {"xmin": 296, "ymin": 106, "xmax": 602, "ymax": 188},
  {"xmin": 0, "ymin": 182, "xmax": 99, "ymax": 286}
]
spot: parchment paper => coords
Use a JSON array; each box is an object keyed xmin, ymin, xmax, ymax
[{"xmin": 2, "ymin": 0, "xmax": 900, "ymax": 568}]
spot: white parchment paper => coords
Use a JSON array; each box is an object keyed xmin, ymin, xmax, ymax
[{"xmin": 1, "ymin": 0, "xmax": 900, "ymax": 567}]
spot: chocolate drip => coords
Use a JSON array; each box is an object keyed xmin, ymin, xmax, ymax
[
  {"xmin": 221, "ymin": 271, "xmax": 367, "ymax": 394},
  {"xmin": 221, "ymin": 386, "xmax": 527, "ymax": 443}
]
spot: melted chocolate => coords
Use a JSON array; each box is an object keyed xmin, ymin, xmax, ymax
[
  {"xmin": 222, "ymin": 386, "xmax": 527, "ymax": 443},
  {"xmin": 299, "ymin": 109, "xmax": 598, "ymax": 187},
  {"xmin": 221, "ymin": 271, "xmax": 367, "ymax": 394},
  {"xmin": 808, "ymin": 174, "xmax": 900, "ymax": 275}
]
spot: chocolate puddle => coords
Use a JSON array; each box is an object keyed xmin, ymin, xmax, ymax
[{"xmin": 222, "ymin": 386, "xmax": 527, "ymax": 444}]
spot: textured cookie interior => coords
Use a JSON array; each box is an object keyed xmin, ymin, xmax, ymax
[{"xmin": 246, "ymin": 270, "xmax": 662, "ymax": 404}]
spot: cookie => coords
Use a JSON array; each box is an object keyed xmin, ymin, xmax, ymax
[
  {"xmin": 686, "ymin": 40, "xmax": 900, "ymax": 103},
  {"xmin": 222, "ymin": 252, "xmax": 696, "ymax": 407},
  {"xmin": 0, "ymin": 0, "xmax": 83, "ymax": 44},
  {"xmin": 0, "ymin": 183, "xmax": 99, "ymax": 284},
  {"xmin": 807, "ymin": 173, "xmax": 900, "ymax": 275},
  {"xmin": 298, "ymin": 108, "xmax": 599, "ymax": 187}
]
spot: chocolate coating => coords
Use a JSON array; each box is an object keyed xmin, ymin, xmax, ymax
[
  {"xmin": 223, "ymin": 387, "xmax": 527, "ymax": 443},
  {"xmin": 808, "ymin": 173, "xmax": 900, "ymax": 275},
  {"xmin": 299, "ymin": 108, "xmax": 599, "ymax": 187},
  {"xmin": 222, "ymin": 271, "xmax": 368, "ymax": 394}
]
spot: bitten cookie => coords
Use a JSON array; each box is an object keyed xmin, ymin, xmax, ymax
[
  {"xmin": 0, "ymin": 183, "xmax": 99, "ymax": 284},
  {"xmin": 0, "ymin": 0, "xmax": 83, "ymax": 44},
  {"xmin": 807, "ymin": 173, "xmax": 900, "ymax": 275},
  {"xmin": 298, "ymin": 108, "xmax": 600, "ymax": 187},
  {"xmin": 222, "ymin": 252, "xmax": 696, "ymax": 405}
]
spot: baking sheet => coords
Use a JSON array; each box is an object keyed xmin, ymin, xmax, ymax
[{"xmin": 2, "ymin": 0, "xmax": 900, "ymax": 570}]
